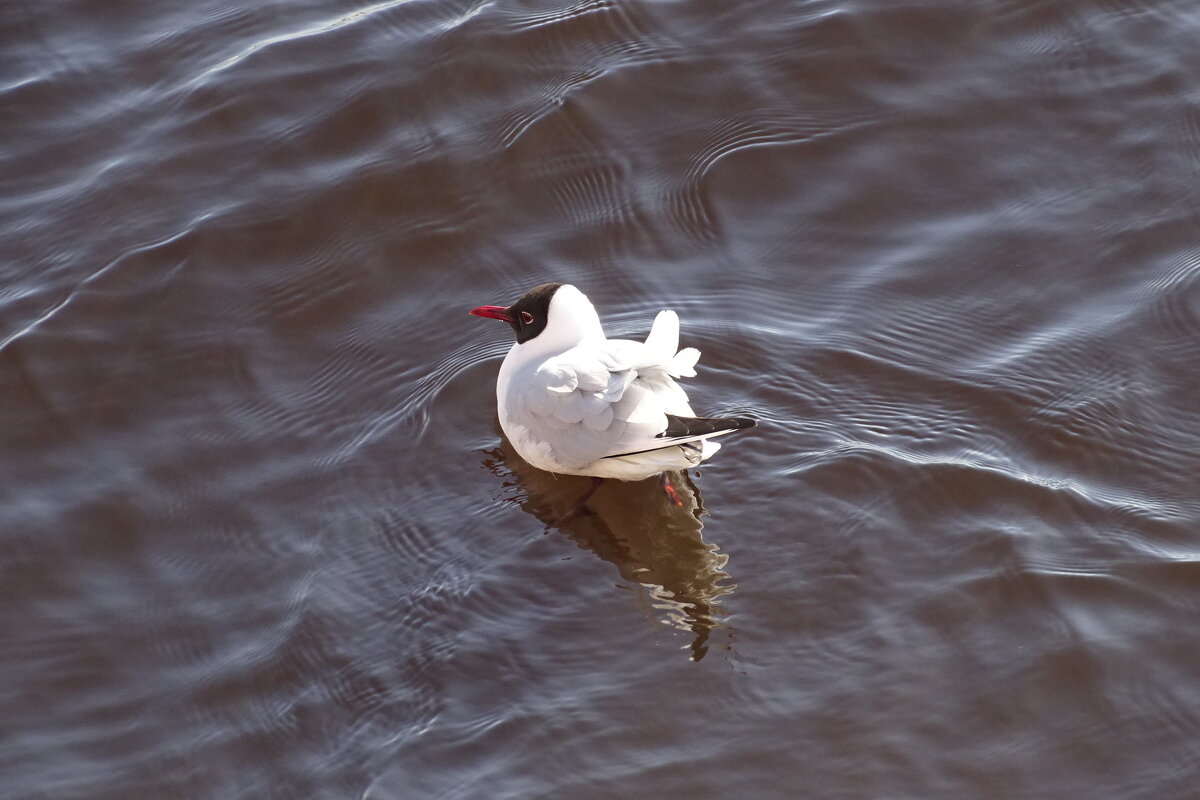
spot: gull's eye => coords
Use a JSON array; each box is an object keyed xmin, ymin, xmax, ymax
[{"xmin": 520, "ymin": 311, "xmax": 534, "ymax": 325}]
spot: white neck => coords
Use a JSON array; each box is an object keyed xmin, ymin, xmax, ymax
[
  {"xmin": 496, "ymin": 285, "xmax": 605, "ymax": 424},
  {"xmin": 518, "ymin": 284, "xmax": 605, "ymax": 360}
]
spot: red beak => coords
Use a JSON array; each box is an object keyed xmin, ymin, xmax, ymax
[{"xmin": 469, "ymin": 305, "xmax": 512, "ymax": 323}]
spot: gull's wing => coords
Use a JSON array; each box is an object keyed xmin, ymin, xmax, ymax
[{"xmin": 509, "ymin": 311, "xmax": 725, "ymax": 469}]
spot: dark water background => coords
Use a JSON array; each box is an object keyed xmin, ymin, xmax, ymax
[{"xmin": 3, "ymin": 0, "xmax": 1200, "ymax": 797}]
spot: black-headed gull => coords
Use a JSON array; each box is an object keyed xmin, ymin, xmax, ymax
[{"xmin": 470, "ymin": 283, "xmax": 755, "ymax": 483}]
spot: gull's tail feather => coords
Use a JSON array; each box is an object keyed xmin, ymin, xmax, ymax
[
  {"xmin": 644, "ymin": 310, "xmax": 700, "ymax": 378},
  {"xmin": 645, "ymin": 309, "xmax": 679, "ymax": 357},
  {"xmin": 669, "ymin": 346, "xmax": 699, "ymax": 378}
]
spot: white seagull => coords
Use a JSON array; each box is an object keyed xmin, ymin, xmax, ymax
[{"xmin": 469, "ymin": 283, "xmax": 755, "ymax": 485}]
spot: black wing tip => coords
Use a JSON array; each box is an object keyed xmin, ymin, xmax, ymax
[
  {"xmin": 657, "ymin": 414, "xmax": 757, "ymax": 439},
  {"xmin": 605, "ymin": 415, "xmax": 757, "ymax": 460}
]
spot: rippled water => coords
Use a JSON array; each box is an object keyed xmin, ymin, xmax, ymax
[{"xmin": 4, "ymin": 0, "xmax": 1199, "ymax": 797}]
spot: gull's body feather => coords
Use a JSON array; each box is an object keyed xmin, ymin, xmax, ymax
[{"xmin": 486, "ymin": 285, "xmax": 753, "ymax": 481}]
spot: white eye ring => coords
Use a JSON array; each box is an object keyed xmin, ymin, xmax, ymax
[{"xmin": 520, "ymin": 311, "xmax": 534, "ymax": 325}]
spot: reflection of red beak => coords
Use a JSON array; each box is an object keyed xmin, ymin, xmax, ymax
[{"xmin": 469, "ymin": 305, "xmax": 512, "ymax": 323}]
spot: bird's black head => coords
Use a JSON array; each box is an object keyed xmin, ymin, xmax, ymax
[{"xmin": 469, "ymin": 282, "xmax": 564, "ymax": 344}]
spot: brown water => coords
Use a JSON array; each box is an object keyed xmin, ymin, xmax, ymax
[{"xmin": 3, "ymin": 0, "xmax": 1200, "ymax": 797}]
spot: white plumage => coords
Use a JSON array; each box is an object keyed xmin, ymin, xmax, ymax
[{"xmin": 471, "ymin": 284, "xmax": 753, "ymax": 481}]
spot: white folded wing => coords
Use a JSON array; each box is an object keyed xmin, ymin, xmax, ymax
[{"xmin": 510, "ymin": 310, "xmax": 703, "ymax": 469}]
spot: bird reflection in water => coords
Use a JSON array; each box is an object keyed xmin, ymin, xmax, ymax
[{"xmin": 482, "ymin": 434, "xmax": 736, "ymax": 661}]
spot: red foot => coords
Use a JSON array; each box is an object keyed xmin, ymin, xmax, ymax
[{"xmin": 661, "ymin": 473, "xmax": 684, "ymax": 507}]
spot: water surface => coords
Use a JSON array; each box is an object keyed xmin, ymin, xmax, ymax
[{"xmin": 3, "ymin": 0, "xmax": 1199, "ymax": 798}]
